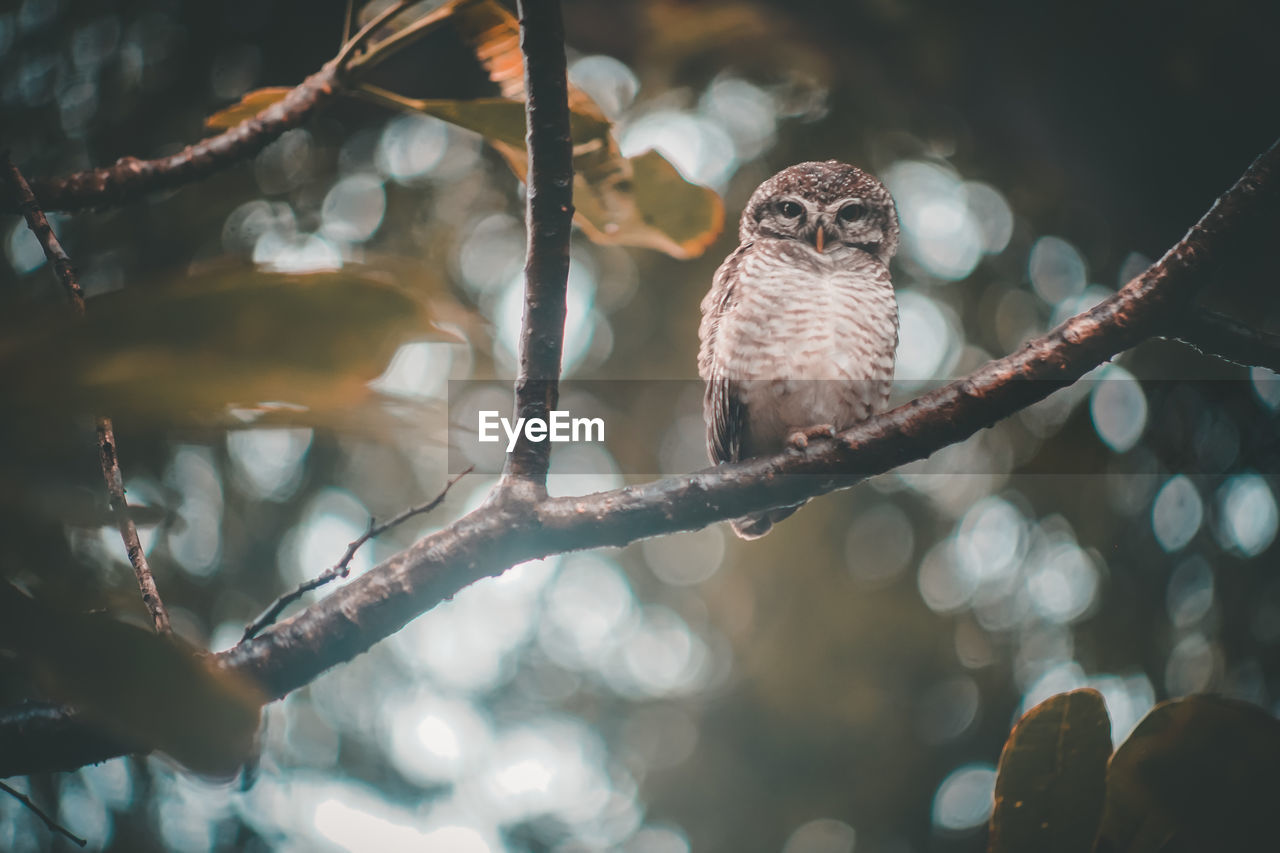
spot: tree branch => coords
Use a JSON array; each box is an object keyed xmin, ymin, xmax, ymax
[
  {"xmin": 4, "ymin": 137, "xmax": 1275, "ymax": 778},
  {"xmin": 1168, "ymin": 309, "xmax": 1280, "ymax": 373},
  {"xmin": 0, "ymin": 779, "xmax": 87, "ymax": 847},
  {"xmin": 5, "ymin": 62, "xmax": 340, "ymax": 214},
  {"xmin": 4, "ymin": 159, "xmax": 172, "ymax": 636},
  {"xmin": 499, "ymin": 0, "xmax": 576, "ymax": 496},
  {"xmin": 3, "ymin": 154, "xmax": 85, "ymax": 313},
  {"xmin": 0, "ymin": 1, "xmax": 472, "ymax": 216},
  {"xmin": 95, "ymin": 417, "xmax": 171, "ymax": 635},
  {"xmin": 241, "ymin": 466, "xmax": 472, "ymax": 642}
]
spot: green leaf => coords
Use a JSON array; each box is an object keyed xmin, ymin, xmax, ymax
[
  {"xmin": 204, "ymin": 87, "xmax": 293, "ymax": 130},
  {"xmin": 0, "ymin": 583, "xmax": 264, "ymax": 777},
  {"xmin": 0, "ymin": 264, "xmax": 456, "ymax": 425},
  {"xmin": 988, "ymin": 688, "xmax": 1111, "ymax": 853},
  {"xmin": 1097, "ymin": 695, "xmax": 1280, "ymax": 853}
]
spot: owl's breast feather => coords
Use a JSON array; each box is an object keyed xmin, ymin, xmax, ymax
[{"xmin": 723, "ymin": 248, "xmax": 898, "ymax": 384}]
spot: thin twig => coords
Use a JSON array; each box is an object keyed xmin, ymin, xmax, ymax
[
  {"xmin": 335, "ymin": 0, "xmax": 412, "ymax": 67},
  {"xmin": 4, "ymin": 62, "xmax": 340, "ymax": 214},
  {"xmin": 3, "ymin": 154, "xmax": 85, "ymax": 314},
  {"xmin": 0, "ymin": 780, "xmax": 87, "ymax": 847},
  {"xmin": 3, "ymin": 2, "xmax": 463, "ymax": 214},
  {"xmin": 1170, "ymin": 308, "xmax": 1280, "ymax": 373},
  {"xmin": 4, "ymin": 157, "xmax": 172, "ymax": 635},
  {"xmin": 96, "ymin": 417, "xmax": 171, "ymax": 635},
  {"xmin": 499, "ymin": 0, "xmax": 575, "ymax": 496},
  {"xmin": 343, "ymin": 3, "xmax": 456, "ymax": 75},
  {"xmin": 342, "ymin": 0, "xmax": 356, "ymax": 44},
  {"xmin": 241, "ymin": 467, "xmax": 473, "ymax": 642}
]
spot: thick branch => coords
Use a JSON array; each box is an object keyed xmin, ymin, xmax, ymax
[
  {"xmin": 4, "ymin": 138, "xmax": 1274, "ymax": 777},
  {"xmin": 1169, "ymin": 309, "xmax": 1280, "ymax": 373},
  {"xmin": 3, "ymin": 61, "xmax": 340, "ymax": 214},
  {"xmin": 500, "ymin": 0, "xmax": 576, "ymax": 494}
]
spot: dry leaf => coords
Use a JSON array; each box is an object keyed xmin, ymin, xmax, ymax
[{"xmin": 204, "ymin": 87, "xmax": 293, "ymax": 130}]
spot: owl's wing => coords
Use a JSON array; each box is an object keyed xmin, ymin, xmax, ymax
[
  {"xmin": 700, "ymin": 245, "xmax": 750, "ymax": 465},
  {"xmin": 707, "ymin": 373, "xmax": 747, "ymax": 464}
]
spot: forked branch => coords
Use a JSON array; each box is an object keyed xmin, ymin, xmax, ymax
[{"xmin": 1, "ymin": 1, "xmax": 1278, "ymax": 781}]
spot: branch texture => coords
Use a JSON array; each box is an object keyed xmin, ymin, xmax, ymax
[{"xmin": 500, "ymin": 0, "xmax": 576, "ymax": 493}]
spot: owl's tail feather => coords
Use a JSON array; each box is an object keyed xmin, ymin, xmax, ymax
[{"xmin": 730, "ymin": 502, "xmax": 804, "ymax": 540}]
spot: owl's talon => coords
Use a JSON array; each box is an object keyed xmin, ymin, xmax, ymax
[{"xmin": 787, "ymin": 425, "xmax": 836, "ymax": 451}]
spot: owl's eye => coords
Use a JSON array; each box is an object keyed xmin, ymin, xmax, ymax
[
  {"xmin": 777, "ymin": 200, "xmax": 804, "ymax": 219},
  {"xmin": 837, "ymin": 203, "xmax": 868, "ymax": 223}
]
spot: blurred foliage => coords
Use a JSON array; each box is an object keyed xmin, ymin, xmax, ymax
[
  {"xmin": 989, "ymin": 689, "xmax": 1109, "ymax": 853},
  {"xmin": 0, "ymin": 264, "xmax": 449, "ymax": 425},
  {"xmin": 989, "ymin": 689, "xmax": 1280, "ymax": 853},
  {"xmin": 0, "ymin": 0, "xmax": 1278, "ymax": 852},
  {"xmin": 0, "ymin": 582, "xmax": 264, "ymax": 779}
]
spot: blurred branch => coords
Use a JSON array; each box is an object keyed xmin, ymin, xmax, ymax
[
  {"xmin": 499, "ymin": 0, "xmax": 576, "ymax": 496},
  {"xmin": 241, "ymin": 466, "xmax": 473, "ymax": 642},
  {"xmin": 3, "ymin": 61, "xmax": 341, "ymax": 214},
  {"xmin": 3, "ymin": 154, "xmax": 85, "ymax": 313},
  {"xmin": 0, "ymin": 780, "xmax": 87, "ymax": 847},
  {"xmin": 4, "ymin": 158, "xmax": 172, "ymax": 636},
  {"xmin": 333, "ymin": 0, "xmax": 412, "ymax": 66},
  {"xmin": 95, "ymin": 418, "xmax": 171, "ymax": 635},
  {"xmin": 342, "ymin": 0, "xmax": 355, "ymax": 44},
  {"xmin": 0, "ymin": 0, "xmax": 434, "ymax": 215},
  {"xmin": 1168, "ymin": 309, "xmax": 1280, "ymax": 373},
  {"xmin": 2, "ymin": 139, "xmax": 1276, "ymax": 778}
]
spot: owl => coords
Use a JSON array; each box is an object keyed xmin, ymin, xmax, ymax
[{"xmin": 698, "ymin": 161, "xmax": 901, "ymax": 539}]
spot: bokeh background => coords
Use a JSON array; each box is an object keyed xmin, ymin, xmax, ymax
[{"xmin": 2, "ymin": 0, "xmax": 1280, "ymax": 850}]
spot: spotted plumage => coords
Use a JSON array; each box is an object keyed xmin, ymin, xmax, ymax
[{"xmin": 698, "ymin": 161, "xmax": 901, "ymax": 538}]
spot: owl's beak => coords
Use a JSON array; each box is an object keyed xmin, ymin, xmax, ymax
[{"xmin": 814, "ymin": 225, "xmax": 825, "ymax": 254}]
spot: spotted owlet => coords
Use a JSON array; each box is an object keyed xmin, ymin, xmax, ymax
[{"xmin": 698, "ymin": 161, "xmax": 901, "ymax": 539}]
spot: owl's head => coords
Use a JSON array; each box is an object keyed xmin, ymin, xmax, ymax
[{"xmin": 741, "ymin": 161, "xmax": 900, "ymax": 265}]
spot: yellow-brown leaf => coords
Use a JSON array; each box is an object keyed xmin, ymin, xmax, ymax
[{"xmin": 204, "ymin": 86, "xmax": 293, "ymax": 130}]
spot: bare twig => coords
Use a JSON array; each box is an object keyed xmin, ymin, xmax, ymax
[
  {"xmin": 342, "ymin": 4, "xmax": 456, "ymax": 75},
  {"xmin": 5, "ymin": 63, "xmax": 341, "ymax": 214},
  {"xmin": 96, "ymin": 418, "xmax": 171, "ymax": 635},
  {"xmin": 4, "ymin": 157, "xmax": 172, "ymax": 635},
  {"xmin": 1, "ymin": 2, "xmax": 477, "ymax": 215},
  {"xmin": 0, "ymin": 780, "xmax": 87, "ymax": 847},
  {"xmin": 342, "ymin": 0, "xmax": 356, "ymax": 44},
  {"xmin": 241, "ymin": 467, "xmax": 473, "ymax": 642},
  {"xmin": 334, "ymin": 0, "xmax": 413, "ymax": 67},
  {"xmin": 499, "ymin": 0, "xmax": 575, "ymax": 496},
  {"xmin": 1169, "ymin": 309, "xmax": 1280, "ymax": 373},
  {"xmin": 3, "ymin": 154, "xmax": 85, "ymax": 314}
]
